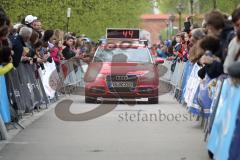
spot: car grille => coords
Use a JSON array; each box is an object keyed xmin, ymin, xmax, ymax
[{"xmin": 106, "ymin": 75, "xmax": 137, "ymax": 92}]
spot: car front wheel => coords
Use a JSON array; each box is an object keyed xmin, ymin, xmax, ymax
[
  {"xmin": 148, "ymin": 96, "xmax": 159, "ymax": 104},
  {"xmin": 85, "ymin": 96, "xmax": 97, "ymax": 103}
]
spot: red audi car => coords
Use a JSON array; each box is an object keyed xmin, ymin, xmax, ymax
[{"xmin": 84, "ymin": 29, "xmax": 164, "ymax": 103}]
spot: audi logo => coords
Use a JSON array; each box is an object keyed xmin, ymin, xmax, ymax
[{"xmin": 115, "ymin": 75, "xmax": 128, "ymax": 81}]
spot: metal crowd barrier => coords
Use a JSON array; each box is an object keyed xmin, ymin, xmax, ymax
[
  {"xmin": 5, "ymin": 58, "xmax": 87, "ymax": 116},
  {"xmin": 7, "ymin": 63, "xmax": 49, "ymax": 116},
  {"xmin": 160, "ymin": 60, "xmax": 172, "ymax": 82},
  {"xmin": 170, "ymin": 61, "xmax": 185, "ymax": 93},
  {"xmin": 58, "ymin": 58, "xmax": 87, "ymax": 94},
  {"xmin": 161, "ymin": 59, "xmax": 187, "ymax": 99}
]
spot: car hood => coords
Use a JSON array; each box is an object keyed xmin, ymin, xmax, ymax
[
  {"xmin": 96, "ymin": 62, "xmax": 154, "ymax": 75},
  {"xmin": 84, "ymin": 62, "xmax": 157, "ymax": 82}
]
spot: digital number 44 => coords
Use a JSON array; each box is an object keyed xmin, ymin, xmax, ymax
[{"xmin": 122, "ymin": 30, "xmax": 134, "ymax": 38}]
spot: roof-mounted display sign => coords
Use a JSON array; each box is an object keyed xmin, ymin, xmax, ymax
[{"xmin": 106, "ymin": 28, "xmax": 140, "ymax": 40}]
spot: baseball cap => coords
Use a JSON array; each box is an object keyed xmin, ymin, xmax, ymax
[
  {"xmin": 25, "ymin": 15, "xmax": 37, "ymax": 24},
  {"xmin": 83, "ymin": 37, "xmax": 91, "ymax": 42}
]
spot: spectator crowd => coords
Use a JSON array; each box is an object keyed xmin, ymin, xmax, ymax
[
  {"xmin": 0, "ymin": 7, "xmax": 97, "ymax": 126},
  {"xmin": 153, "ymin": 6, "xmax": 240, "ymax": 160}
]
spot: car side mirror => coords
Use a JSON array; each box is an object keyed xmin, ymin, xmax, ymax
[{"xmin": 155, "ymin": 58, "xmax": 164, "ymax": 65}]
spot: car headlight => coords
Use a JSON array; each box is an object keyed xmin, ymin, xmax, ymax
[
  {"xmin": 138, "ymin": 71, "xmax": 155, "ymax": 79},
  {"xmin": 96, "ymin": 73, "xmax": 106, "ymax": 78}
]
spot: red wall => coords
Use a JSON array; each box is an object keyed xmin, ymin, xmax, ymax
[{"xmin": 140, "ymin": 19, "xmax": 167, "ymax": 44}]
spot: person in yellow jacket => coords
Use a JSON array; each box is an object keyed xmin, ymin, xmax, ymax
[
  {"xmin": 0, "ymin": 63, "xmax": 13, "ymax": 75},
  {"xmin": 0, "ymin": 47, "xmax": 13, "ymax": 75}
]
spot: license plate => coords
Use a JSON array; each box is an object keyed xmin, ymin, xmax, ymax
[{"xmin": 112, "ymin": 81, "xmax": 133, "ymax": 88}]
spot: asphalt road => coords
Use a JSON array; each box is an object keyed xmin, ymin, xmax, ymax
[{"xmin": 0, "ymin": 94, "xmax": 209, "ymax": 160}]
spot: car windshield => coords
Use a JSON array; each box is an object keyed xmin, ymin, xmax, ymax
[{"xmin": 93, "ymin": 47, "xmax": 152, "ymax": 63}]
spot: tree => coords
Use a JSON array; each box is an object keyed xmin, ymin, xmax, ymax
[
  {"xmin": 1, "ymin": 0, "xmax": 151, "ymax": 40},
  {"xmin": 157, "ymin": 0, "xmax": 240, "ymax": 14}
]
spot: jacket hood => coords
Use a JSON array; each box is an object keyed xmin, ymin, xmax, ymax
[{"xmin": 221, "ymin": 21, "xmax": 234, "ymax": 40}]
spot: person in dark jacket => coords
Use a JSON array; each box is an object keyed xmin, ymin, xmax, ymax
[
  {"xmin": 0, "ymin": 7, "xmax": 11, "ymax": 48},
  {"xmin": 10, "ymin": 27, "xmax": 32, "ymax": 67},
  {"xmin": 62, "ymin": 36, "xmax": 76, "ymax": 60},
  {"xmin": 199, "ymin": 11, "xmax": 235, "ymax": 79},
  {"xmin": 198, "ymin": 36, "xmax": 221, "ymax": 79},
  {"xmin": 0, "ymin": 7, "xmax": 14, "ymax": 74}
]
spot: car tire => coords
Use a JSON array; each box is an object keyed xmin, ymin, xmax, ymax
[
  {"xmin": 85, "ymin": 96, "xmax": 97, "ymax": 103},
  {"xmin": 148, "ymin": 96, "xmax": 159, "ymax": 104}
]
